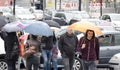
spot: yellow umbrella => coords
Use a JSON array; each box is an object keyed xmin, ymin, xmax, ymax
[{"xmin": 69, "ymin": 21, "xmax": 103, "ymax": 35}]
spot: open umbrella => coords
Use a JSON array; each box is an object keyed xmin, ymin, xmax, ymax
[
  {"xmin": 1, "ymin": 20, "xmax": 32, "ymax": 32},
  {"xmin": 0, "ymin": 16, "xmax": 8, "ymax": 28},
  {"xmin": 43, "ymin": 20, "xmax": 60, "ymax": 28},
  {"xmin": 69, "ymin": 21, "xmax": 103, "ymax": 35},
  {"xmin": 2, "ymin": 20, "xmax": 35, "ymax": 32},
  {"xmin": 23, "ymin": 21, "xmax": 53, "ymax": 36},
  {"xmin": 2, "ymin": 21, "xmax": 22, "ymax": 32}
]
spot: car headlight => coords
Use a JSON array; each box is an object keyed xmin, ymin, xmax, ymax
[{"xmin": 110, "ymin": 56, "xmax": 119, "ymax": 61}]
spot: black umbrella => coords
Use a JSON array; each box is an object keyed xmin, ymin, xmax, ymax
[
  {"xmin": 0, "ymin": 16, "xmax": 8, "ymax": 29},
  {"xmin": 43, "ymin": 20, "xmax": 60, "ymax": 28},
  {"xmin": 52, "ymin": 17, "xmax": 67, "ymax": 26}
]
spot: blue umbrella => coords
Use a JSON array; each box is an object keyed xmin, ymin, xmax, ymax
[
  {"xmin": 2, "ymin": 22, "xmax": 22, "ymax": 32},
  {"xmin": 23, "ymin": 21, "xmax": 53, "ymax": 36}
]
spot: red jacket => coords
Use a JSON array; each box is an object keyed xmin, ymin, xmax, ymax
[{"xmin": 77, "ymin": 37, "xmax": 100, "ymax": 61}]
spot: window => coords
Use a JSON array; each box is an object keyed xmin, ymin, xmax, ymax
[
  {"xmin": 114, "ymin": 34, "xmax": 120, "ymax": 45},
  {"xmin": 98, "ymin": 35, "xmax": 111, "ymax": 46},
  {"xmin": 102, "ymin": 15, "xmax": 111, "ymax": 21},
  {"xmin": 54, "ymin": 13, "xmax": 66, "ymax": 20}
]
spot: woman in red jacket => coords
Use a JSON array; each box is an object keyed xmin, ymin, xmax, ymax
[{"xmin": 77, "ymin": 29, "xmax": 100, "ymax": 70}]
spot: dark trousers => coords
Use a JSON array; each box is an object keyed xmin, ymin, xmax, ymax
[
  {"xmin": 6, "ymin": 60, "xmax": 16, "ymax": 70},
  {"xmin": 26, "ymin": 55, "xmax": 40, "ymax": 70},
  {"xmin": 62, "ymin": 53, "xmax": 75, "ymax": 70}
]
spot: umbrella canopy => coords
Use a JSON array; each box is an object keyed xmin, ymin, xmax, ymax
[
  {"xmin": 1, "ymin": 20, "xmax": 33, "ymax": 32},
  {"xmin": 69, "ymin": 21, "xmax": 103, "ymax": 35},
  {"xmin": 0, "ymin": 16, "xmax": 8, "ymax": 29},
  {"xmin": 52, "ymin": 17, "xmax": 67, "ymax": 26},
  {"xmin": 23, "ymin": 21, "xmax": 53, "ymax": 36},
  {"xmin": 2, "ymin": 21, "xmax": 22, "ymax": 32},
  {"xmin": 43, "ymin": 20, "xmax": 60, "ymax": 28}
]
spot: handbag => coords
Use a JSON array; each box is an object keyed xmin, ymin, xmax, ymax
[{"xmin": 52, "ymin": 45, "xmax": 58, "ymax": 58}]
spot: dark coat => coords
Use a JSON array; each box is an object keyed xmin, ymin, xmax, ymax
[
  {"xmin": 1, "ymin": 32, "xmax": 19, "ymax": 60},
  {"xmin": 59, "ymin": 32, "xmax": 78, "ymax": 57},
  {"xmin": 41, "ymin": 36, "xmax": 55, "ymax": 50}
]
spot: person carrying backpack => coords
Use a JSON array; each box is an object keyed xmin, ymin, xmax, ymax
[{"xmin": 76, "ymin": 29, "xmax": 100, "ymax": 70}]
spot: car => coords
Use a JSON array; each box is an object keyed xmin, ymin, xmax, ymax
[
  {"xmin": 109, "ymin": 53, "xmax": 120, "ymax": 70},
  {"xmin": 0, "ymin": 37, "xmax": 7, "ymax": 70},
  {"xmin": 15, "ymin": 8, "xmax": 35, "ymax": 20},
  {"xmin": 31, "ymin": 10, "xmax": 43, "ymax": 20},
  {"xmin": 80, "ymin": 19, "xmax": 116, "ymax": 31},
  {"xmin": 68, "ymin": 11, "xmax": 91, "ymax": 20},
  {"xmin": 0, "ymin": 6, "xmax": 13, "ymax": 22},
  {"xmin": 29, "ymin": 7, "xmax": 43, "ymax": 20},
  {"xmin": 100, "ymin": 13, "xmax": 120, "ymax": 30},
  {"xmin": 74, "ymin": 30, "xmax": 120, "ymax": 70},
  {"xmin": 54, "ymin": 12, "xmax": 73, "ymax": 24},
  {"xmin": 44, "ymin": 9, "xmax": 57, "ymax": 18}
]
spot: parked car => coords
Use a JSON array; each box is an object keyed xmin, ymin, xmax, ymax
[
  {"xmin": 15, "ymin": 8, "xmax": 35, "ymax": 20},
  {"xmin": 69, "ymin": 11, "xmax": 91, "ymax": 20},
  {"xmin": 29, "ymin": 7, "xmax": 43, "ymax": 20},
  {"xmin": 0, "ymin": 37, "xmax": 7, "ymax": 70},
  {"xmin": 100, "ymin": 13, "xmax": 120, "ymax": 30},
  {"xmin": 109, "ymin": 53, "xmax": 120, "ymax": 70},
  {"xmin": 0, "ymin": 6, "xmax": 13, "ymax": 22},
  {"xmin": 54, "ymin": 12, "xmax": 72, "ymax": 24},
  {"xmin": 74, "ymin": 30, "xmax": 120, "ymax": 70},
  {"xmin": 80, "ymin": 19, "xmax": 116, "ymax": 31}
]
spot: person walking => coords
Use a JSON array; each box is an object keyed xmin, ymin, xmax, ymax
[
  {"xmin": 51, "ymin": 32, "xmax": 58, "ymax": 70},
  {"xmin": 76, "ymin": 29, "xmax": 100, "ymax": 70},
  {"xmin": 1, "ymin": 32, "xmax": 19, "ymax": 70},
  {"xmin": 59, "ymin": 28, "xmax": 78, "ymax": 70},
  {"xmin": 24, "ymin": 35, "xmax": 41, "ymax": 70},
  {"xmin": 17, "ymin": 34, "xmax": 28, "ymax": 70},
  {"xmin": 41, "ymin": 35, "xmax": 55, "ymax": 70}
]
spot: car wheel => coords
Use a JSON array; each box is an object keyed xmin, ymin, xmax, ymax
[
  {"xmin": 73, "ymin": 57, "xmax": 82, "ymax": 70},
  {"xmin": 0, "ymin": 59, "xmax": 8, "ymax": 70}
]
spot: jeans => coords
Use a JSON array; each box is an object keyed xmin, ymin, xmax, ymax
[
  {"xmin": 26, "ymin": 55, "xmax": 40, "ymax": 70},
  {"xmin": 83, "ymin": 60, "xmax": 97, "ymax": 70},
  {"xmin": 17, "ymin": 56, "xmax": 26, "ymax": 70},
  {"xmin": 52, "ymin": 57, "xmax": 58, "ymax": 70},
  {"xmin": 42, "ymin": 49, "xmax": 52, "ymax": 70}
]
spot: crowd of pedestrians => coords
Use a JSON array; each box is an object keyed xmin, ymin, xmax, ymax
[{"xmin": 0, "ymin": 27, "xmax": 100, "ymax": 70}]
